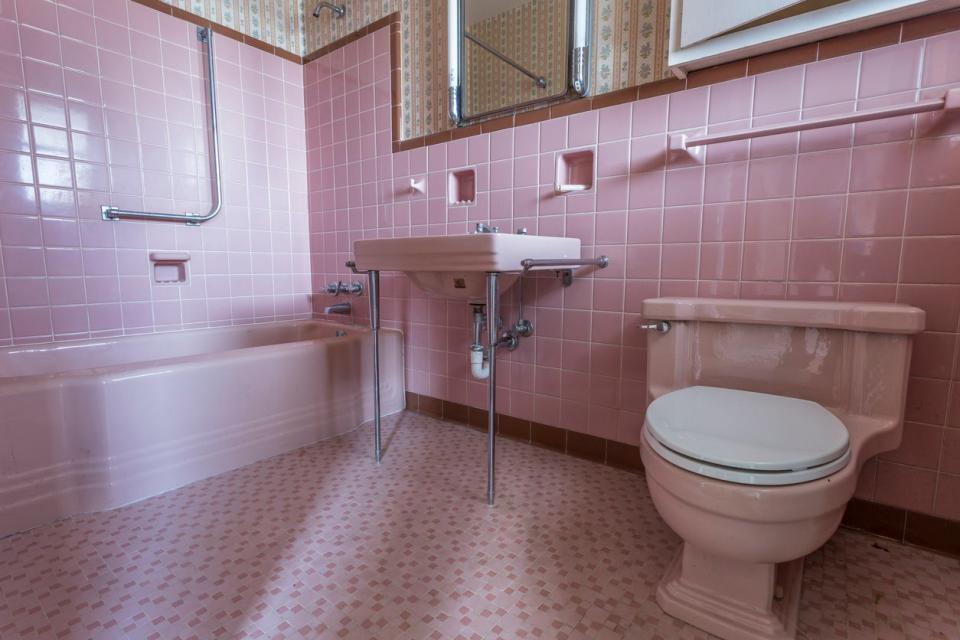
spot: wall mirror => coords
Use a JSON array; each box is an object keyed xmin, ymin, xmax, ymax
[{"xmin": 448, "ymin": 0, "xmax": 592, "ymax": 125}]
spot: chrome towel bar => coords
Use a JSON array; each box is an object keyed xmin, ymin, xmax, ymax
[
  {"xmin": 521, "ymin": 255, "xmax": 609, "ymax": 287},
  {"xmin": 101, "ymin": 27, "xmax": 223, "ymax": 225},
  {"xmin": 520, "ymin": 256, "xmax": 609, "ymax": 272}
]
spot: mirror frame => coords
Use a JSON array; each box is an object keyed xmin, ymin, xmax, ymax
[{"xmin": 448, "ymin": 0, "xmax": 592, "ymax": 126}]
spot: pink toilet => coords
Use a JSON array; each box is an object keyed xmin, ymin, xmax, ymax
[{"xmin": 638, "ymin": 297, "xmax": 925, "ymax": 640}]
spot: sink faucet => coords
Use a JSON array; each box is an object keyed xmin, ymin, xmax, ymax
[
  {"xmin": 474, "ymin": 222, "xmax": 499, "ymax": 234},
  {"xmin": 324, "ymin": 302, "xmax": 351, "ymax": 315}
]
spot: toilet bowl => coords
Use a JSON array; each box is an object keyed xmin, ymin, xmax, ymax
[{"xmin": 638, "ymin": 297, "xmax": 924, "ymax": 640}]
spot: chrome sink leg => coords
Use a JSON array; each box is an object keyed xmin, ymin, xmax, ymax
[
  {"xmin": 486, "ymin": 272, "xmax": 498, "ymax": 505},
  {"xmin": 369, "ymin": 270, "xmax": 382, "ymax": 464}
]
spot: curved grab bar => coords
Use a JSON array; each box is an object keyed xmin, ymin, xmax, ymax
[{"xmin": 101, "ymin": 27, "xmax": 223, "ymax": 226}]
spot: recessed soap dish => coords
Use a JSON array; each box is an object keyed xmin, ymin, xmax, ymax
[
  {"xmin": 150, "ymin": 251, "xmax": 190, "ymax": 284},
  {"xmin": 448, "ymin": 168, "xmax": 476, "ymax": 206},
  {"xmin": 555, "ymin": 150, "xmax": 594, "ymax": 194}
]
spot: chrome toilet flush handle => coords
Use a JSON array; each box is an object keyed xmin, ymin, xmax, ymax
[{"xmin": 639, "ymin": 320, "xmax": 671, "ymax": 333}]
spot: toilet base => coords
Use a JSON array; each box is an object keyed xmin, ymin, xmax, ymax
[{"xmin": 656, "ymin": 543, "xmax": 803, "ymax": 640}]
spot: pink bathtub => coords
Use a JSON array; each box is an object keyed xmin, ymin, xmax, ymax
[{"xmin": 0, "ymin": 321, "xmax": 404, "ymax": 537}]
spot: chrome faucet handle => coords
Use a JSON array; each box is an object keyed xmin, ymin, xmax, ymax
[
  {"xmin": 638, "ymin": 320, "xmax": 671, "ymax": 333},
  {"xmin": 326, "ymin": 281, "xmax": 364, "ymax": 296}
]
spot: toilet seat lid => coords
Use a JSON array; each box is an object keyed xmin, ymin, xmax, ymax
[{"xmin": 646, "ymin": 386, "xmax": 849, "ymax": 472}]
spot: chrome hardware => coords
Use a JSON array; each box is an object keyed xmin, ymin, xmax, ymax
[
  {"xmin": 312, "ymin": 2, "xmax": 345, "ymax": 18},
  {"xmin": 513, "ymin": 318, "xmax": 534, "ymax": 338},
  {"xmin": 639, "ymin": 320, "xmax": 671, "ymax": 333},
  {"xmin": 516, "ymin": 228, "xmax": 528, "ymax": 235},
  {"xmin": 571, "ymin": 46, "xmax": 590, "ymax": 96},
  {"xmin": 102, "ymin": 28, "xmax": 222, "ymax": 225},
  {"xmin": 325, "ymin": 281, "xmax": 363, "ymax": 296},
  {"xmin": 474, "ymin": 222, "xmax": 499, "ymax": 234},
  {"xmin": 335, "ymin": 329, "xmax": 347, "ymax": 337},
  {"xmin": 520, "ymin": 255, "xmax": 609, "ymax": 287},
  {"xmin": 464, "ymin": 32, "xmax": 547, "ymax": 89},
  {"xmin": 323, "ymin": 302, "xmax": 352, "ymax": 315}
]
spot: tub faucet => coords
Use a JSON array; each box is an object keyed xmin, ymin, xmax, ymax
[{"xmin": 324, "ymin": 302, "xmax": 351, "ymax": 315}]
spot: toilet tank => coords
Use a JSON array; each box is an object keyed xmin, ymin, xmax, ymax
[{"xmin": 641, "ymin": 298, "xmax": 925, "ymax": 455}]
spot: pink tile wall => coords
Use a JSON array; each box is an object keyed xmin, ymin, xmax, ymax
[
  {"xmin": 0, "ymin": 0, "xmax": 311, "ymax": 345},
  {"xmin": 306, "ymin": 27, "xmax": 960, "ymax": 522}
]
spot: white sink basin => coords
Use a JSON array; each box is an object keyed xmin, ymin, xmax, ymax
[{"xmin": 353, "ymin": 233, "xmax": 581, "ymax": 301}]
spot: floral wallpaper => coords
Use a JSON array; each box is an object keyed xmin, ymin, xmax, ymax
[
  {"xmin": 307, "ymin": 0, "xmax": 671, "ymax": 139},
  {"xmin": 160, "ymin": 0, "xmax": 307, "ymax": 55}
]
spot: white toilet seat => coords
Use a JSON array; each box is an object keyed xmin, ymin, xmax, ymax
[{"xmin": 644, "ymin": 386, "xmax": 851, "ymax": 486}]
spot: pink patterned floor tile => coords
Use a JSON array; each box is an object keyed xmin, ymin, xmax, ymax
[{"xmin": 1, "ymin": 412, "xmax": 958, "ymax": 640}]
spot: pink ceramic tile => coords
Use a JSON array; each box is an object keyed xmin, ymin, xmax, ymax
[
  {"xmin": 789, "ymin": 240, "xmax": 842, "ymax": 282},
  {"xmin": 699, "ymin": 242, "xmax": 742, "ymax": 280},
  {"xmin": 701, "ymin": 202, "xmax": 745, "ymax": 242},
  {"xmin": 664, "ymin": 167, "xmax": 703, "ymax": 206},
  {"xmin": 860, "ymin": 41, "xmax": 922, "ymax": 98},
  {"xmin": 875, "ymin": 460, "xmax": 937, "ymax": 513},
  {"xmin": 741, "ymin": 241, "xmax": 788, "ymax": 281},
  {"xmin": 631, "ymin": 94, "xmax": 667, "ymax": 136},
  {"xmin": 849, "ymin": 141, "xmax": 912, "ymax": 192},
  {"xmin": 708, "ymin": 77, "xmax": 753, "ymax": 124},
  {"xmin": 746, "ymin": 155, "xmax": 796, "ymax": 199},
  {"xmin": 793, "ymin": 195, "xmax": 844, "ymax": 239},
  {"xmin": 660, "ymin": 243, "xmax": 698, "ymax": 280},
  {"xmin": 745, "ymin": 199, "xmax": 792, "ymax": 240},
  {"xmin": 599, "ymin": 102, "xmax": 632, "ymax": 142},
  {"xmin": 754, "ymin": 66, "xmax": 803, "ymax": 116},
  {"xmin": 749, "ymin": 111, "xmax": 800, "ymax": 158},
  {"xmin": 910, "ymin": 135, "xmax": 960, "ymax": 187},
  {"xmin": 841, "ymin": 238, "xmax": 902, "ymax": 283},
  {"xmin": 568, "ymin": 110, "xmax": 598, "ymax": 147},
  {"xmin": 795, "ymin": 148, "xmax": 851, "ymax": 196},
  {"xmin": 905, "ymin": 187, "xmax": 960, "ymax": 235},
  {"xmin": 662, "ymin": 205, "xmax": 700, "ymax": 243},
  {"xmin": 846, "ymin": 190, "xmax": 907, "ymax": 238},
  {"xmin": 668, "ymin": 86, "xmax": 708, "ymax": 131},
  {"xmin": 597, "ymin": 139, "xmax": 629, "ymax": 178},
  {"xmin": 803, "ymin": 54, "xmax": 860, "ymax": 108},
  {"xmin": 901, "ymin": 237, "xmax": 960, "ymax": 284},
  {"xmin": 922, "ymin": 29, "xmax": 960, "ymax": 87},
  {"xmin": 703, "ymin": 161, "xmax": 746, "ymax": 203}
]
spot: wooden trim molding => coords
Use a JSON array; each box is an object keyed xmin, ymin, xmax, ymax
[
  {"xmin": 407, "ymin": 391, "xmax": 960, "ymax": 559},
  {"xmin": 129, "ymin": 0, "xmax": 303, "ymax": 63},
  {"xmin": 302, "ymin": 13, "xmax": 401, "ymax": 63}
]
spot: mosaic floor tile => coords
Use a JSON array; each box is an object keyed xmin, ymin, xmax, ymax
[{"xmin": 1, "ymin": 412, "xmax": 958, "ymax": 639}]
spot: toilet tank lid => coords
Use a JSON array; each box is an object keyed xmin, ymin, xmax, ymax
[
  {"xmin": 641, "ymin": 298, "xmax": 925, "ymax": 334},
  {"xmin": 646, "ymin": 386, "xmax": 849, "ymax": 472}
]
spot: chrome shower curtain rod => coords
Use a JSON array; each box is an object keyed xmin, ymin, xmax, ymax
[{"xmin": 101, "ymin": 27, "xmax": 223, "ymax": 225}]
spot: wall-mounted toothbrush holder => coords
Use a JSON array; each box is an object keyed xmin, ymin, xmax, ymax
[{"xmin": 410, "ymin": 177, "xmax": 426, "ymax": 195}]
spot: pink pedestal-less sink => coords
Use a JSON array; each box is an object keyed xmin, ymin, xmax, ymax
[
  {"xmin": 353, "ymin": 233, "xmax": 581, "ymax": 302},
  {"xmin": 638, "ymin": 298, "xmax": 924, "ymax": 640}
]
